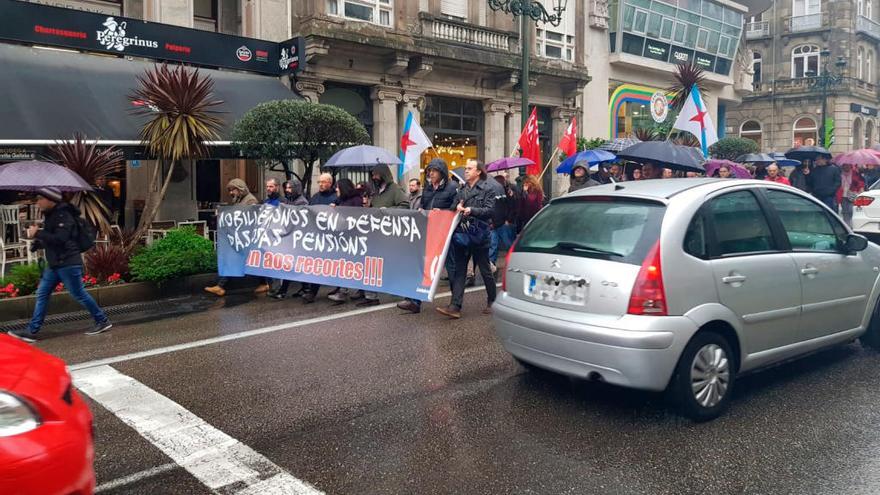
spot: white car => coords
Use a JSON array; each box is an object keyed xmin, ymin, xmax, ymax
[{"xmin": 852, "ymin": 179, "xmax": 880, "ymax": 242}]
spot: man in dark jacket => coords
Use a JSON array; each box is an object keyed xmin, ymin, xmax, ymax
[
  {"xmin": 310, "ymin": 173, "xmax": 338, "ymax": 206},
  {"xmin": 9, "ymin": 188, "xmax": 111, "ymax": 342},
  {"xmin": 811, "ymin": 155, "xmax": 842, "ymax": 211},
  {"xmin": 370, "ymin": 164, "xmax": 409, "ymax": 209},
  {"xmin": 436, "ymin": 159, "xmax": 496, "ymax": 319},
  {"xmin": 398, "ymin": 159, "xmax": 458, "ymax": 314},
  {"xmin": 283, "ymin": 178, "xmax": 309, "ymax": 206}
]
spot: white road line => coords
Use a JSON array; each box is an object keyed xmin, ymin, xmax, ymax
[
  {"xmin": 74, "ymin": 365, "xmax": 323, "ymax": 495},
  {"xmin": 95, "ymin": 462, "xmax": 177, "ymax": 493},
  {"xmin": 69, "ymin": 285, "xmax": 496, "ymax": 372}
]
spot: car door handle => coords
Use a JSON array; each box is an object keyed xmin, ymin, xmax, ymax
[
  {"xmin": 801, "ymin": 267, "xmax": 819, "ymax": 276},
  {"xmin": 722, "ymin": 275, "xmax": 747, "ymax": 284}
]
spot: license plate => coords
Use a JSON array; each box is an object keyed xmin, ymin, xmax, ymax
[{"xmin": 526, "ymin": 274, "xmax": 588, "ymax": 305}]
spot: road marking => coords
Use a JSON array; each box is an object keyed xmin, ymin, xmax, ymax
[
  {"xmin": 69, "ymin": 285, "xmax": 497, "ymax": 372},
  {"xmin": 95, "ymin": 463, "xmax": 177, "ymax": 493},
  {"xmin": 74, "ymin": 365, "xmax": 323, "ymax": 495}
]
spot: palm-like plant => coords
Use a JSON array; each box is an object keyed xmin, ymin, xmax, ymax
[
  {"xmin": 127, "ymin": 64, "xmax": 224, "ymax": 254},
  {"xmin": 667, "ymin": 62, "xmax": 708, "ymax": 112},
  {"xmin": 632, "ymin": 127, "xmax": 659, "ymax": 142},
  {"xmin": 49, "ymin": 135, "xmax": 123, "ymax": 235}
]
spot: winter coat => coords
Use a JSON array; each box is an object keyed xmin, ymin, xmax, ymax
[
  {"xmin": 811, "ymin": 164, "xmax": 842, "ymax": 198},
  {"xmin": 227, "ymin": 178, "xmax": 258, "ymax": 206},
  {"xmin": 33, "ymin": 202, "xmax": 83, "ymax": 268},
  {"xmin": 568, "ymin": 165, "xmax": 601, "ymax": 193},
  {"xmin": 517, "ymin": 191, "xmax": 544, "ymax": 228},
  {"xmin": 370, "ymin": 164, "xmax": 409, "ymax": 209},
  {"xmin": 457, "ymin": 178, "xmax": 497, "ymax": 222},
  {"xmin": 337, "ymin": 193, "xmax": 363, "ymax": 207},
  {"xmin": 264, "ymin": 196, "xmax": 283, "ymax": 207},
  {"xmin": 408, "ymin": 192, "xmax": 422, "ymax": 211},
  {"xmin": 310, "ymin": 189, "xmax": 338, "ymax": 206},
  {"xmin": 285, "ymin": 178, "xmax": 309, "ymax": 206},
  {"xmin": 420, "ymin": 159, "xmax": 459, "ymax": 210},
  {"xmin": 491, "ymin": 178, "xmax": 516, "ymax": 228},
  {"xmin": 789, "ymin": 167, "xmax": 811, "ymax": 193},
  {"xmin": 836, "ymin": 171, "xmax": 865, "ymax": 204}
]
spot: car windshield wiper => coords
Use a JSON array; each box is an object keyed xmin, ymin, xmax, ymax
[{"xmin": 553, "ymin": 241, "xmax": 623, "ymax": 257}]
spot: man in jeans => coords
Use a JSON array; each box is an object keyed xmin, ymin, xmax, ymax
[
  {"xmin": 436, "ymin": 159, "xmax": 496, "ymax": 319},
  {"xmin": 8, "ymin": 188, "xmax": 111, "ymax": 342}
]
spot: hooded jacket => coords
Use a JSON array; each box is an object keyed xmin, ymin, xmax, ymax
[
  {"xmin": 285, "ymin": 178, "xmax": 309, "ymax": 206},
  {"xmin": 227, "ymin": 179, "xmax": 259, "ymax": 206},
  {"xmin": 33, "ymin": 202, "xmax": 83, "ymax": 268},
  {"xmin": 370, "ymin": 164, "xmax": 409, "ymax": 209},
  {"xmin": 420, "ymin": 159, "xmax": 459, "ymax": 210},
  {"xmin": 567, "ymin": 164, "xmax": 601, "ymax": 193}
]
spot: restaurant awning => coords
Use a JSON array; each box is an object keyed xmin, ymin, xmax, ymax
[{"xmin": 0, "ymin": 43, "xmax": 298, "ymax": 146}]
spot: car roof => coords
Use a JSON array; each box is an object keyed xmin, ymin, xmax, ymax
[{"xmin": 559, "ymin": 178, "xmax": 771, "ymax": 202}]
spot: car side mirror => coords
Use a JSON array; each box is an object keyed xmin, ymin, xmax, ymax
[{"xmin": 845, "ymin": 233, "xmax": 869, "ymax": 253}]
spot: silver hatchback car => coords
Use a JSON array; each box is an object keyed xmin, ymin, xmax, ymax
[{"xmin": 493, "ymin": 179, "xmax": 880, "ymax": 421}]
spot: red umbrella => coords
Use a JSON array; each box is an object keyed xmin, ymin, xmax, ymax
[{"xmin": 832, "ymin": 149, "xmax": 880, "ymax": 167}]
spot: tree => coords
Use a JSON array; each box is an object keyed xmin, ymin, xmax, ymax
[
  {"xmin": 231, "ymin": 100, "xmax": 370, "ymax": 196},
  {"xmin": 710, "ymin": 137, "xmax": 759, "ymax": 160},
  {"xmin": 127, "ymin": 64, "xmax": 224, "ymax": 255},
  {"xmin": 49, "ymin": 134, "xmax": 123, "ymax": 235},
  {"xmin": 576, "ymin": 137, "xmax": 606, "ymax": 151}
]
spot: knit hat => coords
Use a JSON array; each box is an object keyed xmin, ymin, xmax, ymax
[{"xmin": 37, "ymin": 187, "xmax": 63, "ymax": 203}]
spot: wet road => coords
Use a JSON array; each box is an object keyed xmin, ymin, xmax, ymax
[{"xmin": 35, "ymin": 287, "xmax": 880, "ymax": 494}]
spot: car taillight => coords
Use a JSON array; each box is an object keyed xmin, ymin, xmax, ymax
[
  {"xmin": 501, "ymin": 237, "xmax": 519, "ymax": 292},
  {"xmin": 627, "ymin": 240, "xmax": 667, "ymax": 316},
  {"xmin": 854, "ymin": 196, "xmax": 875, "ymax": 207}
]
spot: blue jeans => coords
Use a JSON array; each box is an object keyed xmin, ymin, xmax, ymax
[
  {"xmin": 495, "ymin": 224, "xmax": 516, "ymax": 251},
  {"xmin": 817, "ymin": 195, "xmax": 837, "ymax": 213},
  {"xmin": 28, "ymin": 265, "xmax": 108, "ymax": 334},
  {"xmin": 489, "ymin": 229, "xmax": 500, "ymax": 264}
]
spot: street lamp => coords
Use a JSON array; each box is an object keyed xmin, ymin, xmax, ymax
[
  {"xmin": 488, "ymin": 0, "xmax": 569, "ymax": 128},
  {"xmin": 808, "ymin": 50, "xmax": 847, "ymax": 148}
]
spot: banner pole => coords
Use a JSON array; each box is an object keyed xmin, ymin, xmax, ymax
[{"xmin": 538, "ymin": 147, "xmax": 561, "ymax": 181}]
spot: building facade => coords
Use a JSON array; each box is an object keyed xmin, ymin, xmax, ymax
[
  {"xmin": 728, "ymin": 0, "xmax": 880, "ymax": 152},
  {"xmin": 292, "ymin": 0, "xmax": 589, "ymax": 194}
]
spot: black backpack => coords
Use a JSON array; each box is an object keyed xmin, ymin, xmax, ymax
[{"xmin": 73, "ymin": 215, "xmax": 95, "ymax": 253}]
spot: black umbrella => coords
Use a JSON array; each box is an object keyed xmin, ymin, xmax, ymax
[
  {"xmin": 785, "ymin": 145, "xmax": 832, "ymax": 161},
  {"xmin": 735, "ymin": 153, "xmax": 776, "ymax": 164},
  {"xmin": 615, "ymin": 141, "xmax": 706, "ymax": 172}
]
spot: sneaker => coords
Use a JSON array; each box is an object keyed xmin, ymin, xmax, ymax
[
  {"xmin": 85, "ymin": 321, "xmax": 112, "ymax": 336},
  {"xmin": 254, "ymin": 284, "xmax": 270, "ymax": 294},
  {"xmin": 356, "ymin": 298, "xmax": 380, "ymax": 307},
  {"xmin": 328, "ymin": 287, "xmax": 341, "ymax": 296},
  {"xmin": 270, "ymin": 292, "xmax": 287, "ymax": 300},
  {"xmin": 397, "ymin": 300, "xmax": 421, "ymax": 314},
  {"xmin": 435, "ymin": 305, "xmax": 462, "ymax": 319},
  {"xmin": 204, "ymin": 285, "xmax": 226, "ymax": 297},
  {"xmin": 7, "ymin": 329, "xmax": 37, "ymax": 343},
  {"xmin": 328, "ymin": 292, "xmax": 347, "ymax": 303},
  {"xmin": 465, "ymin": 276, "xmax": 476, "ymax": 287}
]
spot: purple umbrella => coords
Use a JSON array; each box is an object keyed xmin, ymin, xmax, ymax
[
  {"xmin": 486, "ymin": 156, "xmax": 535, "ymax": 172},
  {"xmin": 0, "ymin": 161, "xmax": 92, "ymax": 192},
  {"xmin": 704, "ymin": 159, "xmax": 751, "ymax": 179}
]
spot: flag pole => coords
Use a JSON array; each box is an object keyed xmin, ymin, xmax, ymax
[{"xmin": 538, "ymin": 147, "xmax": 561, "ymax": 181}]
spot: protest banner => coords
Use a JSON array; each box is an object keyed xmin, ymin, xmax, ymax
[{"xmin": 216, "ymin": 205, "xmax": 459, "ymax": 301}]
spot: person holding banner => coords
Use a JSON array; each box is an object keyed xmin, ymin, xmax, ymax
[
  {"xmin": 436, "ymin": 159, "xmax": 496, "ymax": 319},
  {"xmin": 204, "ymin": 178, "xmax": 260, "ymax": 298},
  {"xmin": 327, "ymin": 179, "xmax": 368, "ymax": 304},
  {"xmin": 398, "ymin": 158, "xmax": 459, "ymax": 314}
]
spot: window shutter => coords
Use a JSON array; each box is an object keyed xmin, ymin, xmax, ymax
[{"xmin": 441, "ymin": 0, "xmax": 468, "ymax": 19}]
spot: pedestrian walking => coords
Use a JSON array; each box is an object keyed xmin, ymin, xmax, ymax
[
  {"xmin": 789, "ymin": 163, "xmax": 812, "ymax": 193},
  {"xmin": 407, "ymin": 178, "xmax": 422, "ymax": 210},
  {"xmin": 436, "ymin": 159, "xmax": 496, "ymax": 319},
  {"xmin": 328, "ymin": 179, "xmax": 365, "ymax": 304},
  {"xmin": 8, "ymin": 188, "xmax": 111, "ymax": 342},
  {"xmin": 205, "ymin": 178, "xmax": 259, "ymax": 297},
  {"xmin": 764, "ymin": 164, "xmax": 790, "ymax": 185},
  {"xmin": 567, "ymin": 162, "xmax": 600, "ymax": 193},
  {"xmin": 837, "ymin": 163, "xmax": 865, "ymax": 227},
  {"xmin": 397, "ymin": 159, "xmax": 459, "ymax": 314},
  {"xmin": 811, "ymin": 156, "xmax": 842, "ymax": 212}
]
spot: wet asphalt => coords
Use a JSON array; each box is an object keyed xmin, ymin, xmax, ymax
[{"xmin": 31, "ymin": 286, "xmax": 880, "ymax": 495}]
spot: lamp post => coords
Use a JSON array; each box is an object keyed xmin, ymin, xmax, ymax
[
  {"xmin": 488, "ymin": 0, "xmax": 568, "ymax": 128},
  {"xmin": 808, "ymin": 50, "xmax": 847, "ymax": 148}
]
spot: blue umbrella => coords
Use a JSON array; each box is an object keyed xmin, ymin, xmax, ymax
[
  {"xmin": 770, "ymin": 152, "xmax": 801, "ymax": 167},
  {"xmin": 324, "ymin": 145, "xmax": 401, "ymax": 168},
  {"xmin": 556, "ymin": 149, "xmax": 617, "ymax": 174}
]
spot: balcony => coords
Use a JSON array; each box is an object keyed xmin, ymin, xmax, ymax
[
  {"xmin": 751, "ymin": 77, "xmax": 879, "ymax": 98},
  {"xmin": 857, "ymin": 15, "xmax": 880, "ymax": 41},
  {"xmin": 419, "ymin": 13, "xmax": 519, "ymax": 53},
  {"xmin": 785, "ymin": 12, "xmax": 829, "ymax": 33},
  {"xmin": 745, "ymin": 21, "xmax": 770, "ymax": 39}
]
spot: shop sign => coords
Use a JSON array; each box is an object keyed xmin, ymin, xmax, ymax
[
  {"xmin": 670, "ymin": 46, "xmax": 693, "ymax": 65},
  {"xmin": 650, "ymin": 92, "xmax": 669, "ymax": 123},
  {"xmin": 279, "ymin": 37, "xmax": 307, "ymax": 75},
  {"xmin": 643, "ymin": 39, "xmax": 670, "ymax": 62},
  {"xmin": 0, "ymin": 0, "xmax": 281, "ymax": 75},
  {"xmin": 0, "ymin": 148, "xmax": 36, "ymax": 161},
  {"xmin": 850, "ymin": 103, "xmax": 878, "ymax": 117},
  {"xmin": 694, "ymin": 52, "xmax": 715, "ymax": 71}
]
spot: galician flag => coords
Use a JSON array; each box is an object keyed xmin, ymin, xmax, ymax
[
  {"xmin": 400, "ymin": 111, "xmax": 432, "ymax": 173},
  {"xmin": 672, "ymin": 85, "xmax": 718, "ymax": 157}
]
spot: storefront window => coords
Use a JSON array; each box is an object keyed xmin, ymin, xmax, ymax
[
  {"xmin": 423, "ymin": 96, "xmax": 483, "ymax": 171},
  {"xmin": 740, "ymin": 120, "xmax": 762, "ymax": 149},
  {"xmin": 793, "ymin": 117, "xmax": 818, "ymax": 147}
]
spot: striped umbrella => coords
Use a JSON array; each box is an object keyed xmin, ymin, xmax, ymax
[{"xmin": 599, "ymin": 137, "xmax": 641, "ymax": 152}]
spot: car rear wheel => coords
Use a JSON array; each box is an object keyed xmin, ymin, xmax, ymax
[
  {"xmin": 860, "ymin": 298, "xmax": 880, "ymax": 350},
  {"xmin": 669, "ymin": 331, "xmax": 736, "ymax": 422}
]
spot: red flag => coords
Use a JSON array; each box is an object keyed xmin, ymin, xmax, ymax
[
  {"xmin": 518, "ymin": 108, "xmax": 541, "ymax": 176},
  {"xmin": 558, "ymin": 117, "xmax": 577, "ymax": 157}
]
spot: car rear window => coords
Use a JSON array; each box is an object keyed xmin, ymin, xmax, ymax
[{"xmin": 515, "ymin": 197, "xmax": 665, "ymax": 265}]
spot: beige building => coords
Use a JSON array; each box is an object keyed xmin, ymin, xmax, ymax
[{"xmin": 728, "ymin": 0, "xmax": 880, "ymax": 152}]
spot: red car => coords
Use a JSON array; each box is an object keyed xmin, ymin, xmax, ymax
[{"xmin": 0, "ymin": 335, "xmax": 95, "ymax": 495}]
